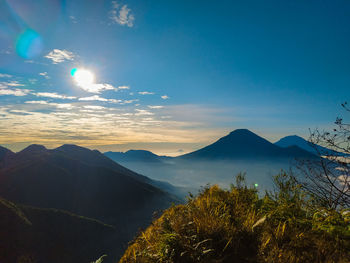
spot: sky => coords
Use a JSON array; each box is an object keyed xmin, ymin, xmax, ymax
[{"xmin": 0, "ymin": 0, "xmax": 349, "ymax": 155}]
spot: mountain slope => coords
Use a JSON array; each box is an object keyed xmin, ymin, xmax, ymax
[
  {"xmin": 0, "ymin": 144, "xmax": 178, "ymax": 261},
  {"xmin": 179, "ymin": 129, "xmax": 315, "ymax": 160},
  {"xmin": 0, "ymin": 197, "xmax": 118, "ymax": 263},
  {"xmin": 275, "ymin": 135, "xmax": 347, "ymax": 156},
  {"xmin": 0, "ymin": 146, "xmax": 14, "ymax": 163}
]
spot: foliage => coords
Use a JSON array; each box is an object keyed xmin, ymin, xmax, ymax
[
  {"xmin": 296, "ymin": 102, "xmax": 350, "ymax": 209},
  {"xmin": 120, "ymin": 173, "xmax": 350, "ymax": 263}
]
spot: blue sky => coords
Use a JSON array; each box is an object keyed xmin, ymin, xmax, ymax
[{"xmin": 0, "ymin": 0, "xmax": 349, "ymax": 155}]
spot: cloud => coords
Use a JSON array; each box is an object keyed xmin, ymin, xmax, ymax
[
  {"xmin": 0, "ymin": 89, "xmax": 29, "ymax": 96},
  {"xmin": 34, "ymin": 92, "xmax": 76, "ymax": 100},
  {"xmin": 25, "ymin": 100, "xmax": 74, "ymax": 109},
  {"xmin": 79, "ymin": 95, "xmax": 121, "ymax": 103},
  {"xmin": 0, "ymin": 82, "xmax": 30, "ymax": 96},
  {"xmin": 39, "ymin": 72, "xmax": 50, "ymax": 79},
  {"xmin": 83, "ymin": 105, "xmax": 106, "ymax": 110},
  {"xmin": 161, "ymin": 95, "xmax": 169, "ymax": 99},
  {"xmin": 135, "ymin": 109, "xmax": 154, "ymax": 116},
  {"xmin": 118, "ymin": 85, "xmax": 130, "ymax": 90},
  {"xmin": 122, "ymin": 99, "xmax": 138, "ymax": 104},
  {"xmin": 2, "ymin": 81, "xmax": 24, "ymax": 87},
  {"xmin": 44, "ymin": 49, "xmax": 75, "ymax": 64},
  {"xmin": 109, "ymin": 1, "xmax": 135, "ymax": 27},
  {"xmin": 69, "ymin": 16, "xmax": 77, "ymax": 23},
  {"xmin": 0, "ymin": 102, "xmax": 231, "ymax": 154},
  {"xmin": 78, "ymin": 83, "xmax": 118, "ymax": 93},
  {"xmin": 25, "ymin": 100, "xmax": 49, "ymax": 105},
  {"xmin": 138, "ymin": 91, "xmax": 154, "ymax": 95},
  {"xmin": 0, "ymin": 74, "xmax": 12, "ymax": 78},
  {"xmin": 79, "ymin": 95, "xmax": 108, "ymax": 102},
  {"xmin": 8, "ymin": 110, "xmax": 32, "ymax": 116},
  {"xmin": 148, "ymin": 105, "xmax": 164, "ymax": 109}
]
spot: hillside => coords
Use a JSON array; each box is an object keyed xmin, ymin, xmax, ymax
[
  {"xmin": 0, "ymin": 197, "xmax": 118, "ymax": 263},
  {"xmin": 0, "ymin": 144, "xmax": 178, "ymax": 261},
  {"xmin": 120, "ymin": 174, "xmax": 350, "ymax": 263}
]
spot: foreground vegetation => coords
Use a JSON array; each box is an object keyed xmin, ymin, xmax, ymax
[{"xmin": 120, "ymin": 173, "xmax": 350, "ymax": 263}]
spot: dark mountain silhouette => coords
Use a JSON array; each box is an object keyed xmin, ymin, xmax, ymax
[
  {"xmin": 0, "ymin": 146, "xmax": 14, "ymax": 162},
  {"xmin": 105, "ymin": 149, "xmax": 166, "ymax": 163},
  {"xmin": 275, "ymin": 135, "xmax": 347, "ymax": 156},
  {"xmin": 0, "ymin": 197, "xmax": 118, "ymax": 263},
  {"xmin": 0, "ymin": 144, "xmax": 178, "ymax": 262},
  {"xmin": 178, "ymin": 129, "xmax": 315, "ymax": 160}
]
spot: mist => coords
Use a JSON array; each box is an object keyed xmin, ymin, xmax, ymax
[{"xmin": 115, "ymin": 159, "xmax": 294, "ymax": 193}]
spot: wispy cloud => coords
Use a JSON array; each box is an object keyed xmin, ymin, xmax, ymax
[
  {"xmin": 25, "ymin": 100, "xmax": 74, "ymax": 109},
  {"xmin": 118, "ymin": 85, "xmax": 130, "ymax": 90},
  {"xmin": 122, "ymin": 99, "xmax": 138, "ymax": 104},
  {"xmin": 148, "ymin": 105, "xmax": 164, "ymax": 109},
  {"xmin": 25, "ymin": 100, "xmax": 49, "ymax": 105},
  {"xmin": 83, "ymin": 105, "xmax": 106, "ymax": 110},
  {"xmin": 39, "ymin": 72, "xmax": 50, "ymax": 79},
  {"xmin": 44, "ymin": 49, "xmax": 75, "ymax": 64},
  {"xmin": 0, "ymin": 89, "xmax": 29, "ymax": 96},
  {"xmin": 109, "ymin": 1, "xmax": 135, "ymax": 27},
  {"xmin": 79, "ymin": 95, "xmax": 121, "ymax": 103},
  {"xmin": 78, "ymin": 83, "xmax": 118, "ymax": 93},
  {"xmin": 0, "ymin": 74, "xmax": 12, "ymax": 78},
  {"xmin": 0, "ymin": 81, "xmax": 30, "ymax": 96},
  {"xmin": 79, "ymin": 95, "xmax": 108, "ymax": 102},
  {"xmin": 139, "ymin": 91, "xmax": 154, "ymax": 95},
  {"xmin": 135, "ymin": 109, "xmax": 154, "ymax": 116},
  {"xmin": 161, "ymin": 95, "xmax": 169, "ymax": 99},
  {"xmin": 69, "ymin": 16, "xmax": 77, "ymax": 24},
  {"xmin": 34, "ymin": 92, "xmax": 76, "ymax": 100},
  {"xmin": 1, "ymin": 81, "xmax": 24, "ymax": 87}
]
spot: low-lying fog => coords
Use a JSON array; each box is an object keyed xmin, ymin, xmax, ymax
[{"xmin": 117, "ymin": 159, "xmax": 295, "ymax": 192}]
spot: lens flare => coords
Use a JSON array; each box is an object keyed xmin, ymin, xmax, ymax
[
  {"xmin": 15, "ymin": 29, "xmax": 43, "ymax": 58},
  {"xmin": 71, "ymin": 68, "xmax": 77, "ymax": 76}
]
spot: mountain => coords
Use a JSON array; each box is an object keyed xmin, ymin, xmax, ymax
[
  {"xmin": 178, "ymin": 129, "xmax": 315, "ymax": 160},
  {"xmin": 0, "ymin": 197, "xmax": 118, "ymax": 263},
  {"xmin": 105, "ymin": 149, "xmax": 165, "ymax": 163},
  {"xmin": 275, "ymin": 135, "xmax": 347, "ymax": 156},
  {"xmin": 0, "ymin": 146, "xmax": 14, "ymax": 162},
  {"xmin": 0, "ymin": 144, "xmax": 178, "ymax": 262}
]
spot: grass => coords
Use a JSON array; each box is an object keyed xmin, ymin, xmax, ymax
[{"xmin": 119, "ymin": 173, "xmax": 350, "ymax": 263}]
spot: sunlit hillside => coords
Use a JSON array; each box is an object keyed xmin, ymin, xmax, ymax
[{"xmin": 120, "ymin": 174, "xmax": 350, "ymax": 263}]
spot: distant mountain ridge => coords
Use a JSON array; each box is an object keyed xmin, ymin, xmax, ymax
[
  {"xmin": 275, "ymin": 135, "xmax": 348, "ymax": 156},
  {"xmin": 104, "ymin": 129, "xmax": 316, "ymax": 163},
  {"xmin": 178, "ymin": 129, "xmax": 315, "ymax": 160},
  {"xmin": 105, "ymin": 149, "xmax": 167, "ymax": 163}
]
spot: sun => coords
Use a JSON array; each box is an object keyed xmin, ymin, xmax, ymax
[{"xmin": 71, "ymin": 68, "xmax": 95, "ymax": 86}]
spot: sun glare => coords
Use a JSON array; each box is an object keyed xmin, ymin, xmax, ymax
[{"xmin": 72, "ymin": 68, "xmax": 95, "ymax": 86}]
